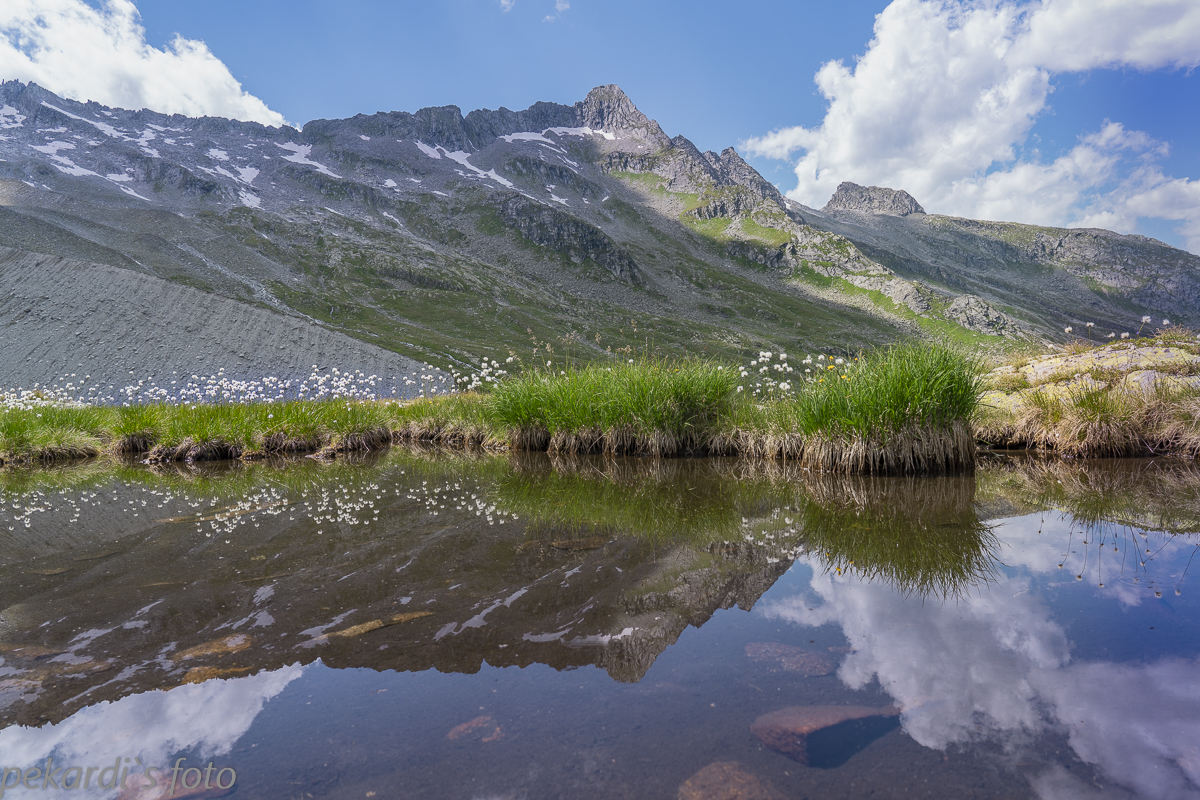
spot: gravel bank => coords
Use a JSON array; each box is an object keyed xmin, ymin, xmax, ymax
[{"xmin": 0, "ymin": 247, "xmax": 447, "ymax": 397}]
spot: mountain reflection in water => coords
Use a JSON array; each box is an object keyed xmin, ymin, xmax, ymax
[{"xmin": 0, "ymin": 450, "xmax": 1198, "ymax": 798}]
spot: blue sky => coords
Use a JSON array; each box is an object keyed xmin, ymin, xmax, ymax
[
  {"xmin": 3, "ymin": 0, "xmax": 1200, "ymax": 251},
  {"xmin": 127, "ymin": 0, "xmax": 889, "ymax": 150},
  {"xmin": 129, "ymin": 0, "xmax": 1200, "ymax": 200}
]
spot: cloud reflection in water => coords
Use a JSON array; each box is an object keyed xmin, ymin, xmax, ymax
[
  {"xmin": 765, "ymin": 512, "xmax": 1200, "ymax": 799},
  {"xmin": 0, "ymin": 663, "xmax": 304, "ymax": 796}
]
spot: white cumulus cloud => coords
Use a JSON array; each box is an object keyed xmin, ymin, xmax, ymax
[
  {"xmin": 0, "ymin": 0, "xmax": 287, "ymax": 127},
  {"xmin": 743, "ymin": 0, "xmax": 1200, "ymax": 252}
]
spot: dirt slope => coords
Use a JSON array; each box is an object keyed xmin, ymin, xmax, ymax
[{"xmin": 0, "ymin": 247, "xmax": 445, "ymax": 396}]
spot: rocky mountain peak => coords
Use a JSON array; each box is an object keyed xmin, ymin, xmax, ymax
[
  {"xmin": 575, "ymin": 84, "xmax": 668, "ymax": 146},
  {"xmin": 576, "ymin": 85, "xmax": 642, "ymax": 130},
  {"xmin": 823, "ymin": 182, "xmax": 925, "ymax": 216}
]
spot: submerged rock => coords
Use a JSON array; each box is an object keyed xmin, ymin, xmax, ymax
[
  {"xmin": 750, "ymin": 705, "xmax": 899, "ymax": 765},
  {"xmin": 447, "ymin": 715, "xmax": 504, "ymax": 742},
  {"xmin": 744, "ymin": 642, "xmax": 836, "ymax": 676},
  {"xmin": 676, "ymin": 761, "xmax": 784, "ymax": 800}
]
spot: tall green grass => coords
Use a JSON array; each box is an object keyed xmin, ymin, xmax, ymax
[
  {"xmin": 0, "ymin": 406, "xmax": 110, "ymax": 462},
  {"xmin": 770, "ymin": 342, "xmax": 983, "ymax": 439},
  {"xmin": 2, "ymin": 343, "xmax": 986, "ymax": 473},
  {"xmin": 754, "ymin": 343, "xmax": 983, "ymax": 473},
  {"xmin": 485, "ymin": 357, "xmax": 739, "ymax": 455},
  {"xmin": 0, "ymin": 399, "xmax": 410, "ymax": 465}
]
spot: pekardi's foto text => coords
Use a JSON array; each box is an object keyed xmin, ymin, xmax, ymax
[{"xmin": 0, "ymin": 757, "xmax": 236, "ymax": 796}]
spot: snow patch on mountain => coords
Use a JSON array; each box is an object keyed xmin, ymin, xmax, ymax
[
  {"xmin": 439, "ymin": 149, "xmax": 514, "ymax": 188},
  {"xmin": 30, "ymin": 140, "xmax": 74, "ymax": 155},
  {"xmin": 0, "ymin": 105, "xmax": 26, "ymax": 129},
  {"xmin": 501, "ymin": 131, "xmax": 555, "ymax": 145},
  {"xmin": 545, "ymin": 126, "xmax": 616, "ymax": 141},
  {"xmin": 41, "ymin": 102, "xmax": 126, "ymax": 140},
  {"xmin": 275, "ymin": 142, "xmax": 340, "ymax": 178}
]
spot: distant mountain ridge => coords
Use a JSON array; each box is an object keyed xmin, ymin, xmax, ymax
[{"xmin": 1, "ymin": 79, "xmax": 1197, "ymax": 384}]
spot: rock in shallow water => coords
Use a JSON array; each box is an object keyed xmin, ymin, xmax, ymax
[
  {"xmin": 750, "ymin": 705, "xmax": 899, "ymax": 765},
  {"xmin": 677, "ymin": 761, "xmax": 784, "ymax": 800},
  {"xmin": 744, "ymin": 642, "xmax": 836, "ymax": 676},
  {"xmin": 446, "ymin": 714, "xmax": 504, "ymax": 742}
]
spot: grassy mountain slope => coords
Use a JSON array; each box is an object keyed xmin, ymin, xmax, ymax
[{"xmin": 1, "ymin": 80, "xmax": 1196, "ymax": 383}]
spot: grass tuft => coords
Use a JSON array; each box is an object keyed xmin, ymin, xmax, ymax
[{"xmin": 486, "ymin": 357, "xmax": 739, "ymax": 456}]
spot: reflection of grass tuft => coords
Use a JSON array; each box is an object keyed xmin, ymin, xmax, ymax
[
  {"xmin": 978, "ymin": 456, "xmax": 1200, "ymax": 534},
  {"xmin": 796, "ymin": 473, "xmax": 997, "ymax": 598},
  {"xmin": 498, "ymin": 454, "xmax": 786, "ymax": 544}
]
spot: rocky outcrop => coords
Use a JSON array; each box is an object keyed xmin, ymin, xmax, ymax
[
  {"xmin": 495, "ymin": 194, "xmax": 640, "ymax": 283},
  {"xmin": 824, "ymin": 182, "xmax": 925, "ymax": 216},
  {"xmin": 729, "ymin": 228, "xmax": 934, "ymax": 315},
  {"xmin": 502, "ymin": 155, "xmax": 602, "ymax": 198},
  {"xmin": 936, "ymin": 219, "xmax": 1200, "ymax": 314},
  {"xmin": 573, "ymin": 84, "xmax": 671, "ymax": 146},
  {"xmin": 946, "ymin": 294, "xmax": 1022, "ymax": 336},
  {"xmin": 604, "ymin": 139, "xmax": 785, "ymax": 209},
  {"xmin": 685, "ymin": 186, "xmax": 761, "ymax": 221}
]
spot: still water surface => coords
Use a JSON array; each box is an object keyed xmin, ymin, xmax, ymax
[{"xmin": 1, "ymin": 451, "xmax": 1198, "ymax": 799}]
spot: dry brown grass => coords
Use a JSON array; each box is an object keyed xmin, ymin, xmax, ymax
[
  {"xmin": 110, "ymin": 431, "xmax": 157, "ymax": 455},
  {"xmin": 258, "ymin": 431, "xmax": 325, "ymax": 455},
  {"xmin": 29, "ymin": 441, "xmax": 102, "ymax": 463},
  {"xmin": 983, "ymin": 381, "xmax": 1200, "ymax": 458},
  {"xmin": 1143, "ymin": 386, "xmax": 1200, "ymax": 457},
  {"xmin": 313, "ymin": 426, "xmax": 394, "ymax": 459},
  {"xmin": 800, "ymin": 420, "xmax": 975, "ymax": 475},
  {"xmin": 145, "ymin": 438, "xmax": 244, "ymax": 463},
  {"xmin": 393, "ymin": 419, "xmax": 507, "ymax": 449}
]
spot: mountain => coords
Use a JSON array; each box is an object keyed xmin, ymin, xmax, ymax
[{"xmin": 1, "ymin": 80, "xmax": 1197, "ymax": 386}]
